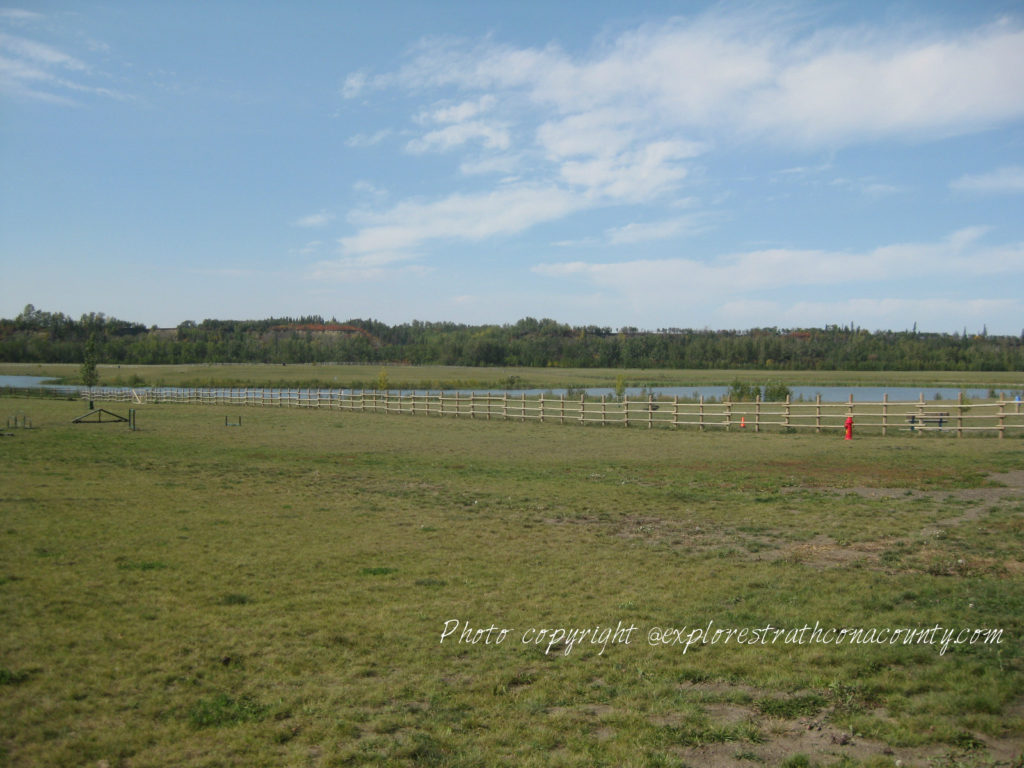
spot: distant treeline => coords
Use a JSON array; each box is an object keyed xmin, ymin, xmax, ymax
[{"xmin": 2, "ymin": 305, "xmax": 1022, "ymax": 371}]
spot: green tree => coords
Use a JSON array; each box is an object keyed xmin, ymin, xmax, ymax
[
  {"xmin": 80, "ymin": 333, "xmax": 99, "ymax": 388},
  {"xmin": 614, "ymin": 374, "xmax": 626, "ymax": 400}
]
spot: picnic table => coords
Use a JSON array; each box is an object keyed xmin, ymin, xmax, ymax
[{"xmin": 906, "ymin": 411, "xmax": 949, "ymax": 431}]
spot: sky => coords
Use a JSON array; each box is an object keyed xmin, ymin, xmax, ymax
[{"xmin": 1, "ymin": 1, "xmax": 1023, "ymax": 334}]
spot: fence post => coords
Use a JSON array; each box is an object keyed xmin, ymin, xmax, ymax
[
  {"xmin": 521, "ymin": 392, "xmax": 526, "ymax": 422},
  {"xmin": 601, "ymin": 394, "xmax": 607, "ymax": 426},
  {"xmin": 624, "ymin": 395, "xmax": 630, "ymax": 428},
  {"xmin": 725, "ymin": 399, "xmax": 732, "ymax": 431},
  {"xmin": 882, "ymin": 393, "xmax": 888, "ymax": 437},
  {"xmin": 560, "ymin": 393, "xmax": 565, "ymax": 425},
  {"xmin": 699, "ymin": 395, "xmax": 705, "ymax": 432},
  {"xmin": 755, "ymin": 394, "xmax": 761, "ymax": 433},
  {"xmin": 673, "ymin": 395, "xmax": 679, "ymax": 428},
  {"xmin": 957, "ymin": 391, "xmax": 964, "ymax": 438},
  {"xmin": 502, "ymin": 392, "xmax": 508, "ymax": 420},
  {"xmin": 539, "ymin": 393, "xmax": 544, "ymax": 423},
  {"xmin": 580, "ymin": 393, "xmax": 586, "ymax": 425},
  {"xmin": 999, "ymin": 399, "xmax": 1006, "ymax": 439}
]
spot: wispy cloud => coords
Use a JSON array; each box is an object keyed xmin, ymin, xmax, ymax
[
  {"xmin": 340, "ymin": 70, "xmax": 367, "ymax": 99},
  {"xmin": 417, "ymin": 94, "xmax": 496, "ymax": 124},
  {"xmin": 0, "ymin": 9, "xmax": 43, "ymax": 25},
  {"xmin": 533, "ymin": 228, "xmax": 1024, "ymax": 327},
  {"xmin": 345, "ymin": 129, "xmax": 392, "ymax": 148},
  {"xmin": 406, "ymin": 120, "xmax": 510, "ymax": 153},
  {"xmin": 0, "ymin": 23, "xmax": 128, "ymax": 103},
  {"xmin": 605, "ymin": 217, "xmax": 703, "ymax": 245},
  {"xmin": 294, "ymin": 211, "xmax": 335, "ymax": 228},
  {"xmin": 716, "ymin": 297, "xmax": 1022, "ymax": 333},
  {"xmin": 335, "ymin": 9, "xmax": 1024, "ymax": 268},
  {"xmin": 308, "ymin": 251, "xmax": 431, "ymax": 282},
  {"xmin": 406, "ymin": 94, "xmax": 509, "ymax": 153},
  {"xmin": 950, "ymin": 165, "xmax": 1024, "ymax": 193},
  {"xmin": 349, "ymin": 12, "xmax": 1024, "ymax": 147},
  {"xmin": 339, "ymin": 183, "xmax": 583, "ymax": 260},
  {"xmin": 0, "ymin": 32, "xmax": 85, "ymax": 70}
]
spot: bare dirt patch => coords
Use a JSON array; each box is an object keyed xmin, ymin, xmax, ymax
[
  {"xmin": 766, "ymin": 469, "xmax": 1024, "ymax": 571},
  {"xmin": 838, "ymin": 469, "xmax": 1024, "ymax": 505},
  {"xmin": 666, "ymin": 682, "xmax": 1024, "ymax": 768}
]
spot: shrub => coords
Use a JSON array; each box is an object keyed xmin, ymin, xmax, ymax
[
  {"xmin": 727, "ymin": 380, "xmax": 759, "ymax": 401},
  {"xmin": 763, "ymin": 381, "xmax": 792, "ymax": 402}
]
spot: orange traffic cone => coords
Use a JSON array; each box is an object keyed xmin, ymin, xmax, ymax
[{"xmin": 740, "ymin": 416, "xmax": 746, "ymax": 428}]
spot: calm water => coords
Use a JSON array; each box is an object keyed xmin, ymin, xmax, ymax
[
  {"xmin": 0, "ymin": 375, "xmax": 55, "ymax": 387},
  {"xmin": 409, "ymin": 386, "xmax": 1013, "ymax": 402},
  {"xmin": 2, "ymin": 376, "xmax": 1019, "ymax": 403}
]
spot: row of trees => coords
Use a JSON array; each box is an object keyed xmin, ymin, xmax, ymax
[{"xmin": 2, "ymin": 305, "xmax": 1022, "ymax": 371}]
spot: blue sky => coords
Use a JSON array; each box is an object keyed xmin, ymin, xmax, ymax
[{"xmin": 1, "ymin": 1, "xmax": 1023, "ymax": 333}]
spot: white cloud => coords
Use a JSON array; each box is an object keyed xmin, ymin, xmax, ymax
[
  {"xmin": 0, "ymin": 8, "xmax": 39, "ymax": 19},
  {"xmin": 406, "ymin": 120, "xmax": 509, "ymax": 153},
  {"xmin": 352, "ymin": 180, "xmax": 388, "ymax": 198},
  {"xmin": 407, "ymin": 94, "xmax": 508, "ymax": 153},
  {"xmin": 951, "ymin": 165, "xmax": 1024, "ymax": 193},
  {"xmin": 290, "ymin": 240, "xmax": 323, "ymax": 257},
  {"xmin": 345, "ymin": 129, "xmax": 391, "ymax": 147},
  {"xmin": 350, "ymin": 12, "xmax": 1024, "ymax": 148},
  {"xmin": 716, "ymin": 297, "xmax": 1022, "ymax": 332},
  {"xmin": 537, "ymin": 108, "xmax": 638, "ymax": 159},
  {"xmin": 605, "ymin": 217, "xmax": 699, "ymax": 245},
  {"xmin": 335, "ymin": 10, "xmax": 1024, "ymax": 299},
  {"xmin": 421, "ymin": 94, "xmax": 496, "ymax": 124},
  {"xmin": 308, "ymin": 250, "xmax": 431, "ymax": 282},
  {"xmin": 340, "ymin": 70, "xmax": 367, "ymax": 98},
  {"xmin": 458, "ymin": 154, "xmax": 521, "ymax": 176},
  {"xmin": 0, "ymin": 29, "xmax": 128, "ymax": 103},
  {"xmin": 559, "ymin": 140, "xmax": 697, "ymax": 201},
  {"xmin": 340, "ymin": 183, "xmax": 584, "ymax": 259},
  {"xmin": 294, "ymin": 211, "xmax": 334, "ymax": 228},
  {"xmin": 534, "ymin": 229, "xmax": 1024, "ymax": 321},
  {"xmin": 745, "ymin": 26, "xmax": 1024, "ymax": 143},
  {"xmin": 0, "ymin": 32, "xmax": 86, "ymax": 70}
]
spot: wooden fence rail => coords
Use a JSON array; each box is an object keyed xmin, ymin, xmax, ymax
[{"xmin": 4, "ymin": 385, "xmax": 1017, "ymax": 437}]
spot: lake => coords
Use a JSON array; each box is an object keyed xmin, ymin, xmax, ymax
[{"xmin": 3, "ymin": 375, "xmax": 1019, "ymax": 403}]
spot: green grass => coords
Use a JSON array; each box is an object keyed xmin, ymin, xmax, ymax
[{"xmin": 0, "ymin": 396, "xmax": 1021, "ymax": 766}]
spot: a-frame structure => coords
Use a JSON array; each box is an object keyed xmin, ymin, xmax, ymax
[{"xmin": 72, "ymin": 408, "xmax": 129, "ymax": 424}]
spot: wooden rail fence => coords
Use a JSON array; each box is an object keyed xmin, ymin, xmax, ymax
[{"xmin": 3, "ymin": 385, "xmax": 1017, "ymax": 437}]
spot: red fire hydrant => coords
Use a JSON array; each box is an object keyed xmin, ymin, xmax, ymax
[{"xmin": 844, "ymin": 416, "xmax": 853, "ymax": 440}]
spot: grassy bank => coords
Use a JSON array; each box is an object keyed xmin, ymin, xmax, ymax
[
  {"xmin": 2, "ymin": 361, "xmax": 1023, "ymax": 392},
  {"xmin": 1, "ymin": 397, "xmax": 1022, "ymax": 766}
]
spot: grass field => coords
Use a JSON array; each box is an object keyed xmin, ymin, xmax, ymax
[
  {"xmin": 3, "ymin": 361, "xmax": 1023, "ymax": 392},
  {"xmin": 1, "ymin": 395, "xmax": 1022, "ymax": 767}
]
